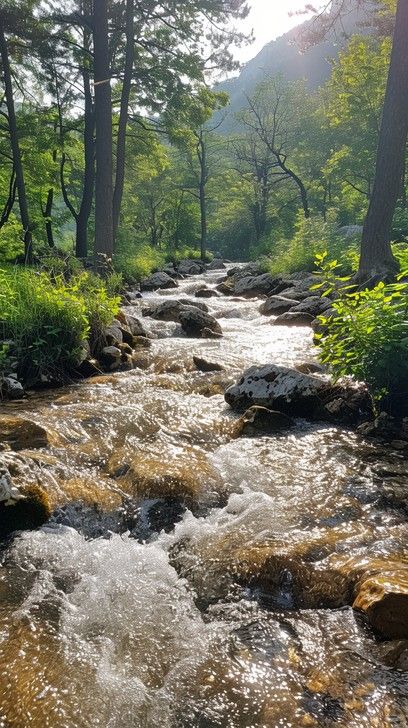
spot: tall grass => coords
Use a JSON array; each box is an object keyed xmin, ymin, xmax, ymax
[{"xmin": 0, "ymin": 267, "xmax": 119, "ymax": 383}]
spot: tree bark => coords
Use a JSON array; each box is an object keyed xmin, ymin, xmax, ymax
[
  {"xmin": 112, "ymin": 0, "xmax": 134, "ymax": 242},
  {"xmin": 358, "ymin": 0, "xmax": 408, "ymax": 281},
  {"xmin": 197, "ymin": 132, "xmax": 207, "ymax": 261},
  {"xmin": 0, "ymin": 20, "xmax": 33, "ymax": 263},
  {"xmin": 93, "ymin": 0, "xmax": 114, "ymax": 262},
  {"xmin": 43, "ymin": 187, "xmax": 55, "ymax": 248},
  {"xmin": 76, "ymin": 39, "xmax": 95, "ymax": 259}
]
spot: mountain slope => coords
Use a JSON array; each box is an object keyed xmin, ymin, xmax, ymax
[{"xmin": 215, "ymin": 4, "xmax": 372, "ymax": 132}]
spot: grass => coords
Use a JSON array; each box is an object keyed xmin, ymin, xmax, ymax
[{"xmin": 0, "ymin": 266, "xmax": 120, "ymax": 384}]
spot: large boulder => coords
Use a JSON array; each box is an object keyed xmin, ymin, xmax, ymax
[
  {"xmin": 353, "ymin": 572, "xmax": 408, "ymax": 639},
  {"xmin": 100, "ymin": 346, "xmax": 122, "ymax": 370},
  {"xmin": 289, "ymin": 296, "xmax": 333, "ymax": 318},
  {"xmin": 143, "ymin": 299, "xmax": 208, "ymax": 322},
  {"xmin": 234, "ymin": 273, "xmax": 278, "ymax": 297},
  {"xmin": 259, "ymin": 295, "xmax": 300, "ymax": 316},
  {"xmin": 177, "ymin": 258, "xmax": 204, "ymax": 276},
  {"xmin": 179, "ymin": 307, "xmax": 223, "ymax": 338},
  {"xmin": 140, "ymin": 271, "xmax": 178, "ymax": 291},
  {"xmin": 0, "ymin": 416, "xmax": 49, "ymax": 451},
  {"xmin": 207, "ymin": 258, "xmax": 226, "ymax": 270},
  {"xmin": 225, "ymin": 364, "xmax": 372, "ymax": 423}
]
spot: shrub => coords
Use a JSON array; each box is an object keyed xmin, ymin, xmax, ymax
[
  {"xmin": 0, "ymin": 267, "xmax": 120, "ymax": 383},
  {"xmin": 313, "ymin": 253, "xmax": 408, "ymax": 416},
  {"xmin": 0, "ymin": 267, "xmax": 89, "ymax": 383},
  {"xmin": 265, "ymin": 210, "xmax": 359, "ymax": 276},
  {"xmin": 115, "ymin": 241, "xmax": 166, "ymax": 282}
]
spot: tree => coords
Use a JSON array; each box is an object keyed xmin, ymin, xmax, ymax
[
  {"xmin": 358, "ymin": 0, "xmax": 408, "ymax": 280},
  {"xmin": 240, "ymin": 77, "xmax": 312, "ymax": 220},
  {"xmin": 0, "ymin": 1, "xmax": 36, "ymax": 262},
  {"xmin": 167, "ymin": 89, "xmax": 228, "ymax": 260},
  {"xmin": 93, "ymin": 0, "xmax": 113, "ymax": 260}
]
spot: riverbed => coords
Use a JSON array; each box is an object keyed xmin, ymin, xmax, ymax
[{"xmin": 0, "ymin": 268, "xmax": 407, "ymax": 727}]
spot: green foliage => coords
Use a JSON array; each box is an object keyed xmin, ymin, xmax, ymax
[
  {"xmin": 264, "ymin": 210, "xmax": 359, "ymax": 275},
  {"xmin": 313, "ymin": 253, "xmax": 408, "ymax": 413},
  {"xmin": 0, "ymin": 215, "xmax": 24, "ymax": 261},
  {"xmin": 0, "ymin": 267, "xmax": 119, "ymax": 382},
  {"xmin": 115, "ymin": 238, "xmax": 166, "ymax": 282}
]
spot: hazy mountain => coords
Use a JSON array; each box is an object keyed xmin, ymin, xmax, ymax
[{"xmin": 215, "ymin": 3, "xmax": 373, "ymax": 132}]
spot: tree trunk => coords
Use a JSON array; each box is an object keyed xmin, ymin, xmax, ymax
[
  {"xmin": 112, "ymin": 0, "xmax": 134, "ymax": 242},
  {"xmin": 0, "ymin": 21, "xmax": 33, "ymax": 263},
  {"xmin": 358, "ymin": 0, "xmax": 408, "ymax": 281},
  {"xmin": 93, "ymin": 0, "xmax": 114, "ymax": 262},
  {"xmin": 43, "ymin": 187, "xmax": 55, "ymax": 247},
  {"xmin": 198, "ymin": 134, "xmax": 207, "ymax": 261},
  {"xmin": 76, "ymin": 41, "xmax": 95, "ymax": 259}
]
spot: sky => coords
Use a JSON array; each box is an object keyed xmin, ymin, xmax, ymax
[{"xmin": 233, "ymin": 0, "xmax": 316, "ymax": 63}]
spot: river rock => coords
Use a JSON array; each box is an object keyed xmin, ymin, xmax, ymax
[
  {"xmin": 0, "ymin": 483, "xmax": 51, "ymax": 540},
  {"xmin": 0, "ymin": 376, "xmax": 24, "ymax": 400},
  {"xmin": 216, "ymin": 279, "xmax": 235, "ymax": 295},
  {"xmin": 177, "ymin": 259, "xmax": 204, "ymax": 275},
  {"xmin": 259, "ymin": 295, "xmax": 300, "ymax": 316},
  {"xmin": 0, "ymin": 416, "xmax": 49, "ymax": 451},
  {"xmin": 179, "ymin": 308, "xmax": 222, "ymax": 338},
  {"xmin": 125, "ymin": 314, "xmax": 149, "ymax": 338},
  {"xmin": 195, "ymin": 288, "xmax": 218, "ymax": 298},
  {"xmin": 234, "ymin": 406, "xmax": 294, "ymax": 437},
  {"xmin": 100, "ymin": 346, "xmax": 122, "ymax": 370},
  {"xmin": 273, "ymin": 311, "xmax": 315, "ymax": 326},
  {"xmin": 104, "ymin": 321, "xmax": 123, "ymax": 346},
  {"xmin": 193, "ymin": 356, "xmax": 225, "ymax": 372},
  {"xmin": 289, "ymin": 296, "xmax": 333, "ymax": 318},
  {"xmin": 353, "ymin": 573, "xmax": 408, "ymax": 639},
  {"xmin": 234, "ymin": 273, "xmax": 277, "ymax": 297},
  {"xmin": 140, "ymin": 271, "xmax": 178, "ymax": 291},
  {"xmin": 143, "ymin": 299, "xmax": 208, "ymax": 322},
  {"xmin": 207, "ymin": 259, "xmax": 226, "ymax": 270},
  {"xmin": 225, "ymin": 364, "xmax": 372, "ymax": 423}
]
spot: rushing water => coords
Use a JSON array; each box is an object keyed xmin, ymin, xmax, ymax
[{"xmin": 0, "ymin": 269, "xmax": 407, "ymax": 728}]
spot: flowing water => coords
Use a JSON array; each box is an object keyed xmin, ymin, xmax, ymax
[{"xmin": 0, "ymin": 269, "xmax": 407, "ymax": 728}]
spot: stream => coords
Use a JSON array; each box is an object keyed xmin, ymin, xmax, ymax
[{"xmin": 0, "ymin": 268, "xmax": 407, "ymax": 727}]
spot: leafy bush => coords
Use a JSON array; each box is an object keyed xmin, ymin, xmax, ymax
[
  {"xmin": 115, "ymin": 239, "xmax": 166, "ymax": 282},
  {"xmin": 265, "ymin": 210, "xmax": 359, "ymax": 275},
  {"xmin": 75, "ymin": 272, "xmax": 120, "ymax": 353},
  {"xmin": 171, "ymin": 246, "xmax": 213, "ymax": 263},
  {"xmin": 313, "ymin": 253, "xmax": 408, "ymax": 415},
  {"xmin": 0, "ymin": 216, "xmax": 24, "ymax": 261},
  {"xmin": 0, "ymin": 267, "xmax": 120, "ymax": 383}
]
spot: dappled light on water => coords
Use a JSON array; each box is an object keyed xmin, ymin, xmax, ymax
[{"xmin": 0, "ymin": 270, "xmax": 407, "ymax": 727}]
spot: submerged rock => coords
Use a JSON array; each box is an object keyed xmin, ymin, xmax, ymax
[
  {"xmin": 353, "ymin": 573, "xmax": 408, "ymax": 639},
  {"xmin": 140, "ymin": 271, "xmax": 178, "ymax": 291},
  {"xmin": 233, "ymin": 406, "xmax": 294, "ymax": 437},
  {"xmin": 0, "ymin": 416, "xmax": 49, "ymax": 451},
  {"xmin": 225, "ymin": 364, "xmax": 372, "ymax": 423},
  {"xmin": 193, "ymin": 356, "xmax": 225, "ymax": 373},
  {"xmin": 179, "ymin": 308, "xmax": 223, "ymax": 338},
  {"xmin": 195, "ymin": 288, "xmax": 218, "ymax": 298}
]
